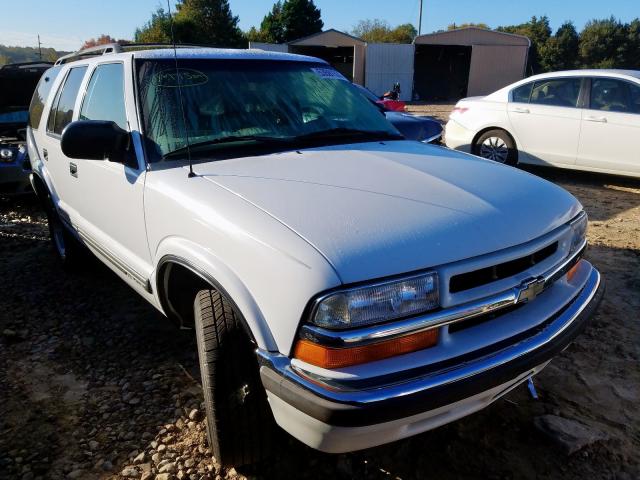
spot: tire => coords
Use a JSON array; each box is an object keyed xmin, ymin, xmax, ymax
[
  {"xmin": 43, "ymin": 193, "xmax": 84, "ymax": 269},
  {"xmin": 473, "ymin": 129, "xmax": 518, "ymax": 166},
  {"xmin": 194, "ymin": 289, "xmax": 276, "ymax": 467}
]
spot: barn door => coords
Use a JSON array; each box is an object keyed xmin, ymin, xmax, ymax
[{"xmin": 365, "ymin": 44, "xmax": 415, "ymax": 101}]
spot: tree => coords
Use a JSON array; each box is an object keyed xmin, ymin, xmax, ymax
[
  {"xmin": 175, "ymin": 0, "xmax": 245, "ymax": 47},
  {"xmin": 498, "ymin": 16, "xmax": 552, "ymax": 74},
  {"xmin": 540, "ymin": 21, "xmax": 579, "ymax": 71},
  {"xmin": 259, "ymin": 1, "xmax": 286, "ymax": 43},
  {"xmin": 579, "ymin": 17, "xmax": 627, "ymax": 68},
  {"xmin": 622, "ymin": 18, "xmax": 640, "ymax": 68},
  {"xmin": 281, "ymin": 0, "xmax": 323, "ymax": 42},
  {"xmin": 82, "ymin": 34, "xmax": 131, "ymax": 50},
  {"xmin": 447, "ymin": 22, "xmax": 489, "ymax": 31},
  {"xmin": 134, "ymin": 7, "xmax": 173, "ymax": 44},
  {"xmin": 0, "ymin": 54, "xmax": 9, "ymax": 66},
  {"xmin": 352, "ymin": 19, "xmax": 416, "ymax": 43}
]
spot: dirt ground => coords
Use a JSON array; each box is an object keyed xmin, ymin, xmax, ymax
[{"xmin": 1, "ymin": 165, "xmax": 639, "ymax": 480}]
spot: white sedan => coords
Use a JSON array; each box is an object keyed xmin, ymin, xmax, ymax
[{"xmin": 445, "ymin": 69, "xmax": 640, "ymax": 177}]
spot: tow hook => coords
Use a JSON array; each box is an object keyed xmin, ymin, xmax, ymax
[{"xmin": 527, "ymin": 376, "xmax": 539, "ymax": 399}]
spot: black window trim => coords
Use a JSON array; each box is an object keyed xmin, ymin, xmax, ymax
[
  {"xmin": 45, "ymin": 64, "xmax": 89, "ymax": 140},
  {"xmin": 585, "ymin": 76, "xmax": 640, "ymax": 114}
]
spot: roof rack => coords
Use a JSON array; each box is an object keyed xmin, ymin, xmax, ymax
[{"xmin": 54, "ymin": 42, "xmax": 212, "ymax": 65}]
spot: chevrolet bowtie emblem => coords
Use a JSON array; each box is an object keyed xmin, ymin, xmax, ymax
[{"xmin": 517, "ymin": 277, "xmax": 546, "ymax": 304}]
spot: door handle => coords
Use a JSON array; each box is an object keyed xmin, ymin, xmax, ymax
[
  {"xmin": 69, "ymin": 162, "xmax": 78, "ymax": 178},
  {"xmin": 585, "ymin": 115, "xmax": 607, "ymax": 123},
  {"xmin": 42, "ymin": 148, "xmax": 48, "ymax": 161},
  {"xmin": 513, "ymin": 107, "xmax": 530, "ymax": 113}
]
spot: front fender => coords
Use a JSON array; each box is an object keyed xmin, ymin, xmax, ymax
[{"xmin": 152, "ymin": 236, "xmax": 278, "ymax": 351}]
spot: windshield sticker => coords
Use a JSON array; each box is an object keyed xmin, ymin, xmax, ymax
[
  {"xmin": 310, "ymin": 67, "xmax": 348, "ymax": 81},
  {"xmin": 155, "ymin": 68, "xmax": 208, "ymax": 88}
]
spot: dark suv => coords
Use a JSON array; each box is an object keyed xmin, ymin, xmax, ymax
[{"xmin": 0, "ymin": 61, "xmax": 52, "ymax": 195}]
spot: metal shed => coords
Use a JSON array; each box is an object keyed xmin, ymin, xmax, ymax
[
  {"xmin": 287, "ymin": 29, "xmax": 367, "ymax": 85},
  {"xmin": 413, "ymin": 27, "xmax": 530, "ymax": 100}
]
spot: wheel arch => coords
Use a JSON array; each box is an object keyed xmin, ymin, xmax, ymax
[
  {"xmin": 471, "ymin": 126, "xmax": 519, "ymax": 158},
  {"xmin": 155, "ymin": 253, "xmax": 277, "ymax": 351}
]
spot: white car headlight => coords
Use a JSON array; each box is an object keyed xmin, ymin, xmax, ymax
[
  {"xmin": 569, "ymin": 212, "xmax": 588, "ymax": 253},
  {"xmin": 311, "ymin": 272, "xmax": 440, "ymax": 329}
]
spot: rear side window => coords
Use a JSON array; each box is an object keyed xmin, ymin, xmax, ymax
[
  {"xmin": 530, "ymin": 78, "xmax": 582, "ymax": 108},
  {"xmin": 80, "ymin": 63, "xmax": 127, "ymax": 129},
  {"xmin": 590, "ymin": 78, "xmax": 640, "ymax": 114},
  {"xmin": 28, "ymin": 66, "xmax": 62, "ymax": 130},
  {"xmin": 46, "ymin": 66, "xmax": 87, "ymax": 135},
  {"xmin": 511, "ymin": 82, "xmax": 533, "ymax": 103}
]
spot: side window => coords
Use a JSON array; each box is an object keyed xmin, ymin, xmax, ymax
[
  {"xmin": 28, "ymin": 66, "xmax": 62, "ymax": 130},
  {"xmin": 530, "ymin": 78, "xmax": 582, "ymax": 108},
  {"xmin": 511, "ymin": 82, "xmax": 533, "ymax": 103},
  {"xmin": 590, "ymin": 78, "xmax": 640, "ymax": 114},
  {"xmin": 80, "ymin": 63, "xmax": 127, "ymax": 129},
  {"xmin": 46, "ymin": 66, "xmax": 88, "ymax": 136}
]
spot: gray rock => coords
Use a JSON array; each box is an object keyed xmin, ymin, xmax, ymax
[
  {"xmin": 134, "ymin": 451, "xmax": 146, "ymax": 464},
  {"xmin": 155, "ymin": 473, "xmax": 173, "ymax": 480},
  {"xmin": 88, "ymin": 440, "xmax": 99, "ymax": 450},
  {"xmin": 188, "ymin": 409, "xmax": 199, "ymax": 421},
  {"xmin": 101, "ymin": 460, "xmax": 114, "ymax": 471},
  {"xmin": 534, "ymin": 415, "xmax": 609, "ymax": 455},
  {"xmin": 141, "ymin": 473, "xmax": 153, "ymax": 480},
  {"xmin": 157, "ymin": 444, "xmax": 167, "ymax": 453},
  {"xmin": 66, "ymin": 470, "xmax": 85, "ymax": 479},
  {"xmin": 158, "ymin": 462, "xmax": 177, "ymax": 473},
  {"xmin": 121, "ymin": 465, "xmax": 140, "ymax": 477},
  {"xmin": 152, "ymin": 452, "xmax": 163, "ymax": 464}
]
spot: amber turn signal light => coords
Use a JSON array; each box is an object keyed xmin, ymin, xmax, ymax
[
  {"xmin": 566, "ymin": 259, "xmax": 582, "ymax": 282},
  {"xmin": 293, "ymin": 329, "xmax": 439, "ymax": 369}
]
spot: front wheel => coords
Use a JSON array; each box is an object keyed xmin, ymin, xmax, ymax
[
  {"xmin": 473, "ymin": 129, "xmax": 518, "ymax": 166},
  {"xmin": 194, "ymin": 289, "xmax": 276, "ymax": 467}
]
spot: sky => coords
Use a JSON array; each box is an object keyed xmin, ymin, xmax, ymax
[{"xmin": 0, "ymin": 0, "xmax": 637, "ymax": 51}]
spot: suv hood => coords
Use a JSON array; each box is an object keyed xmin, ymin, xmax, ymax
[{"xmin": 196, "ymin": 141, "xmax": 581, "ymax": 283}]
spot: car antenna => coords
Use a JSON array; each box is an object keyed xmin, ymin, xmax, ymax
[{"xmin": 167, "ymin": 0, "xmax": 195, "ymax": 178}]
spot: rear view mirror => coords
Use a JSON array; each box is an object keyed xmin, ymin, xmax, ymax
[{"xmin": 61, "ymin": 120, "xmax": 130, "ymax": 163}]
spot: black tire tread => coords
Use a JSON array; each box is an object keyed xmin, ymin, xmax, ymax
[
  {"xmin": 474, "ymin": 128, "xmax": 518, "ymax": 166},
  {"xmin": 194, "ymin": 289, "xmax": 275, "ymax": 467}
]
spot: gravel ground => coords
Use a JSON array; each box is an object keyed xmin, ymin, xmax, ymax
[{"xmin": 1, "ymin": 165, "xmax": 639, "ymax": 480}]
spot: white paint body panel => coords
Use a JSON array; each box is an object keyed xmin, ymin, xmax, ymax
[{"xmin": 445, "ymin": 69, "xmax": 640, "ymax": 177}]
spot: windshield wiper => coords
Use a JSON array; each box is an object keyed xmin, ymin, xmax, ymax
[
  {"xmin": 162, "ymin": 135, "xmax": 290, "ymax": 159},
  {"xmin": 293, "ymin": 128, "xmax": 404, "ymax": 142}
]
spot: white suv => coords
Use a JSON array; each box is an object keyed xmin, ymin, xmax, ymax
[{"xmin": 27, "ymin": 44, "xmax": 603, "ymax": 466}]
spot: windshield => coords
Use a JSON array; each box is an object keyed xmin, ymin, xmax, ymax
[{"xmin": 136, "ymin": 59, "xmax": 399, "ymax": 161}]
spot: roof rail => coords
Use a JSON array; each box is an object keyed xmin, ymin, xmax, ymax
[{"xmin": 54, "ymin": 42, "xmax": 213, "ymax": 65}]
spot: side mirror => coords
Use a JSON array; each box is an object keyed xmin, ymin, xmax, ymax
[{"xmin": 61, "ymin": 120, "xmax": 130, "ymax": 163}]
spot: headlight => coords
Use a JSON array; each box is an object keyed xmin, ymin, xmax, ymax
[
  {"xmin": 569, "ymin": 211, "xmax": 588, "ymax": 253},
  {"xmin": 311, "ymin": 272, "xmax": 439, "ymax": 329},
  {"xmin": 0, "ymin": 148, "xmax": 14, "ymax": 162}
]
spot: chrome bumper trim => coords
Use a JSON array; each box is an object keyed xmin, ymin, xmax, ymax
[
  {"xmin": 300, "ymin": 240, "xmax": 587, "ymax": 347},
  {"xmin": 258, "ymin": 263, "xmax": 601, "ymax": 401}
]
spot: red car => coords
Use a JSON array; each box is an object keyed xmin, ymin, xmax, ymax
[{"xmin": 378, "ymin": 98, "xmax": 406, "ymax": 112}]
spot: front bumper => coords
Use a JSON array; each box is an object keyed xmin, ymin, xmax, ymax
[{"xmin": 258, "ymin": 262, "xmax": 603, "ymax": 452}]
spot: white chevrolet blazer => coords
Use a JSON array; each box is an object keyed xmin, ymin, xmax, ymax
[{"xmin": 27, "ymin": 45, "xmax": 603, "ymax": 467}]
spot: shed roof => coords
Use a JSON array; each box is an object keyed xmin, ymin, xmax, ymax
[
  {"xmin": 289, "ymin": 29, "xmax": 366, "ymax": 47},
  {"xmin": 414, "ymin": 27, "xmax": 530, "ymax": 47}
]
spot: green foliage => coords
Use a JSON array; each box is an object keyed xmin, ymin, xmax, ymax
[
  {"xmin": 496, "ymin": 15, "xmax": 640, "ymax": 74},
  {"xmin": 0, "ymin": 45, "xmax": 66, "ymax": 64},
  {"xmin": 540, "ymin": 22, "xmax": 579, "ymax": 71},
  {"xmin": 447, "ymin": 23, "xmax": 489, "ymax": 31},
  {"xmin": 175, "ymin": 0, "xmax": 245, "ymax": 47},
  {"xmin": 579, "ymin": 17, "xmax": 628, "ymax": 68},
  {"xmin": 247, "ymin": 0, "xmax": 323, "ymax": 44},
  {"xmin": 498, "ymin": 16, "xmax": 551, "ymax": 74},
  {"xmin": 281, "ymin": 0, "xmax": 323, "ymax": 41},
  {"xmin": 135, "ymin": 1, "xmax": 244, "ymax": 47},
  {"xmin": 352, "ymin": 19, "xmax": 417, "ymax": 43},
  {"xmin": 134, "ymin": 7, "xmax": 173, "ymax": 44},
  {"xmin": 259, "ymin": 1, "xmax": 286, "ymax": 43}
]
